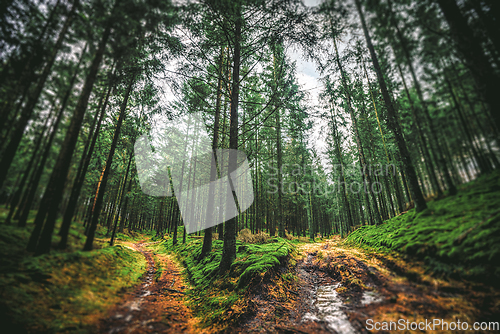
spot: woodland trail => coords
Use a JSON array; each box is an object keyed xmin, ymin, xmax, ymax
[
  {"xmin": 97, "ymin": 241, "xmax": 204, "ymax": 334},
  {"xmin": 93, "ymin": 238, "xmax": 500, "ymax": 333},
  {"xmin": 239, "ymin": 237, "xmax": 500, "ymax": 333}
]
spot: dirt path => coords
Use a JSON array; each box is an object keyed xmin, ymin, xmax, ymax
[
  {"xmin": 97, "ymin": 241, "xmax": 203, "ymax": 334},
  {"xmin": 95, "ymin": 238, "xmax": 499, "ymax": 333},
  {"xmin": 238, "ymin": 237, "xmax": 500, "ymax": 333}
]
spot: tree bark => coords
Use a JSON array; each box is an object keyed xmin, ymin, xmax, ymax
[
  {"xmin": 436, "ymin": 0, "xmax": 500, "ymax": 137},
  {"xmin": 355, "ymin": 0, "xmax": 427, "ymax": 212},
  {"xmin": 200, "ymin": 46, "xmax": 224, "ymax": 260},
  {"xmin": 83, "ymin": 77, "xmax": 134, "ymax": 251},
  {"xmin": 27, "ymin": 18, "xmax": 112, "ymax": 254}
]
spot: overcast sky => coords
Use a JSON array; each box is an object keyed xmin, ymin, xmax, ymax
[
  {"xmin": 286, "ymin": 0, "xmax": 328, "ymax": 167},
  {"xmin": 294, "ymin": 0, "xmax": 323, "ymax": 108}
]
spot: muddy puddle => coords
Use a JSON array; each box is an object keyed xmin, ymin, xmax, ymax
[
  {"xmin": 302, "ymin": 282, "xmax": 385, "ymax": 333},
  {"xmin": 302, "ymin": 283, "xmax": 358, "ymax": 334},
  {"xmin": 361, "ymin": 290, "xmax": 383, "ymax": 306}
]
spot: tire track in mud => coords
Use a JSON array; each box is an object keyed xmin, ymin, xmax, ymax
[
  {"xmin": 291, "ymin": 238, "xmax": 500, "ymax": 334},
  {"xmin": 98, "ymin": 241, "xmax": 203, "ymax": 334},
  {"xmin": 240, "ymin": 237, "xmax": 500, "ymax": 333},
  {"xmin": 294, "ymin": 251, "xmax": 367, "ymax": 334}
]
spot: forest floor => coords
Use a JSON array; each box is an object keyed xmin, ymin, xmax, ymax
[
  {"xmin": 1, "ymin": 227, "xmax": 498, "ymax": 333},
  {"xmin": 235, "ymin": 236, "xmax": 500, "ymax": 333},
  {"xmin": 97, "ymin": 240, "xmax": 205, "ymax": 334},
  {"xmin": 94, "ymin": 236, "xmax": 499, "ymax": 334},
  {"xmin": 2, "ymin": 171, "xmax": 500, "ymax": 333}
]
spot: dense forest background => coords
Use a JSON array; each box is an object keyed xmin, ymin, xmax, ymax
[
  {"xmin": 1, "ymin": 0, "xmax": 498, "ymax": 257},
  {"xmin": 0, "ymin": 0, "xmax": 499, "ymax": 332}
]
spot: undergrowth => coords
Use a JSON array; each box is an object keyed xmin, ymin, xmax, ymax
[
  {"xmin": 157, "ymin": 236, "xmax": 295, "ymax": 329},
  {"xmin": 346, "ymin": 170, "xmax": 500, "ymax": 283},
  {"xmin": 237, "ymin": 228, "xmax": 270, "ymax": 244}
]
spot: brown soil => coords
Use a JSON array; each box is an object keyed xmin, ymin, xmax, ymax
[
  {"xmin": 97, "ymin": 241, "xmax": 206, "ymax": 334},
  {"xmin": 96, "ymin": 237, "xmax": 500, "ymax": 333},
  {"xmin": 234, "ymin": 236, "xmax": 500, "ymax": 333}
]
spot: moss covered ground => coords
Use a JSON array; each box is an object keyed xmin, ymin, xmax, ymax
[
  {"xmin": 0, "ymin": 212, "xmax": 147, "ymax": 333},
  {"xmin": 150, "ymin": 235, "xmax": 298, "ymax": 330},
  {"xmin": 346, "ymin": 170, "xmax": 500, "ymax": 284},
  {"xmin": 2, "ymin": 168, "xmax": 497, "ymax": 332}
]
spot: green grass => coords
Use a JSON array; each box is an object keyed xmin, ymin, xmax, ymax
[
  {"xmin": 0, "ymin": 217, "xmax": 147, "ymax": 333},
  {"xmin": 154, "ymin": 236, "xmax": 295, "ymax": 329},
  {"xmin": 346, "ymin": 170, "xmax": 500, "ymax": 282}
]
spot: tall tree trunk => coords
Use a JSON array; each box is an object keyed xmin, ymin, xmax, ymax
[
  {"xmin": 448, "ymin": 59, "xmax": 499, "ymax": 168},
  {"xmin": 14, "ymin": 42, "xmax": 87, "ymax": 222},
  {"xmin": 200, "ymin": 46, "xmax": 224, "ymax": 260},
  {"xmin": 27, "ymin": 19, "xmax": 113, "ymax": 254},
  {"xmin": 5, "ymin": 100, "xmax": 55, "ymax": 224},
  {"xmin": 0, "ymin": 0, "xmax": 78, "ymax": 188},
  {"xmin": 172, "ymin": 193, "xmax": 179, "ymax": 246},
  {"xmin": 110, "ymin": 152, "xmax": 133, "ymax": 246},
  {"xmin": 17, "ymin": 87, "xmax": 67, "ymax": 228},
  {"xmin": 442, "ymin": 70, "xmax": 489, "ymax": 175},
  {"xmin": 83, "ymin": 77, "xmax": 134, "ymax": 251},
  {"xmin": 57, "ymin": 77, "xmax": 112, "ymax": 249},
  {"xmin": 436, "ymin": 0, "xmax": 500, "ymax": 137},
  {"xmin": 330, "ymin": 106, "xmax": 354, "ymax": 231},
  {"xmin": 119, "ymin": 176, "xmax": 134, "ymax": 233},
  {"xmin": 388, "ymin": 0, "xmax": 456, "ymax": 195},
  {"xmin": 355, "ymin": 0, "xmax": 427, "ymax": 212},
  {"xmin": 395, "ymin": 61, "xmax": 441, "ymax": 196},
  {"xmin": 219, "ymin": 10, "xmax": 242, "ymax": 274},
  {"xmin": 333, "ymin": 35, "xmax": 381, "ymax": 225},
  {"xmin": 272, "ymin": 44, "xmax": 285, "ymax": 237},
  {"xmin": 0, "ymin": 0, "xmax": 62, "ymax": 121}
]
